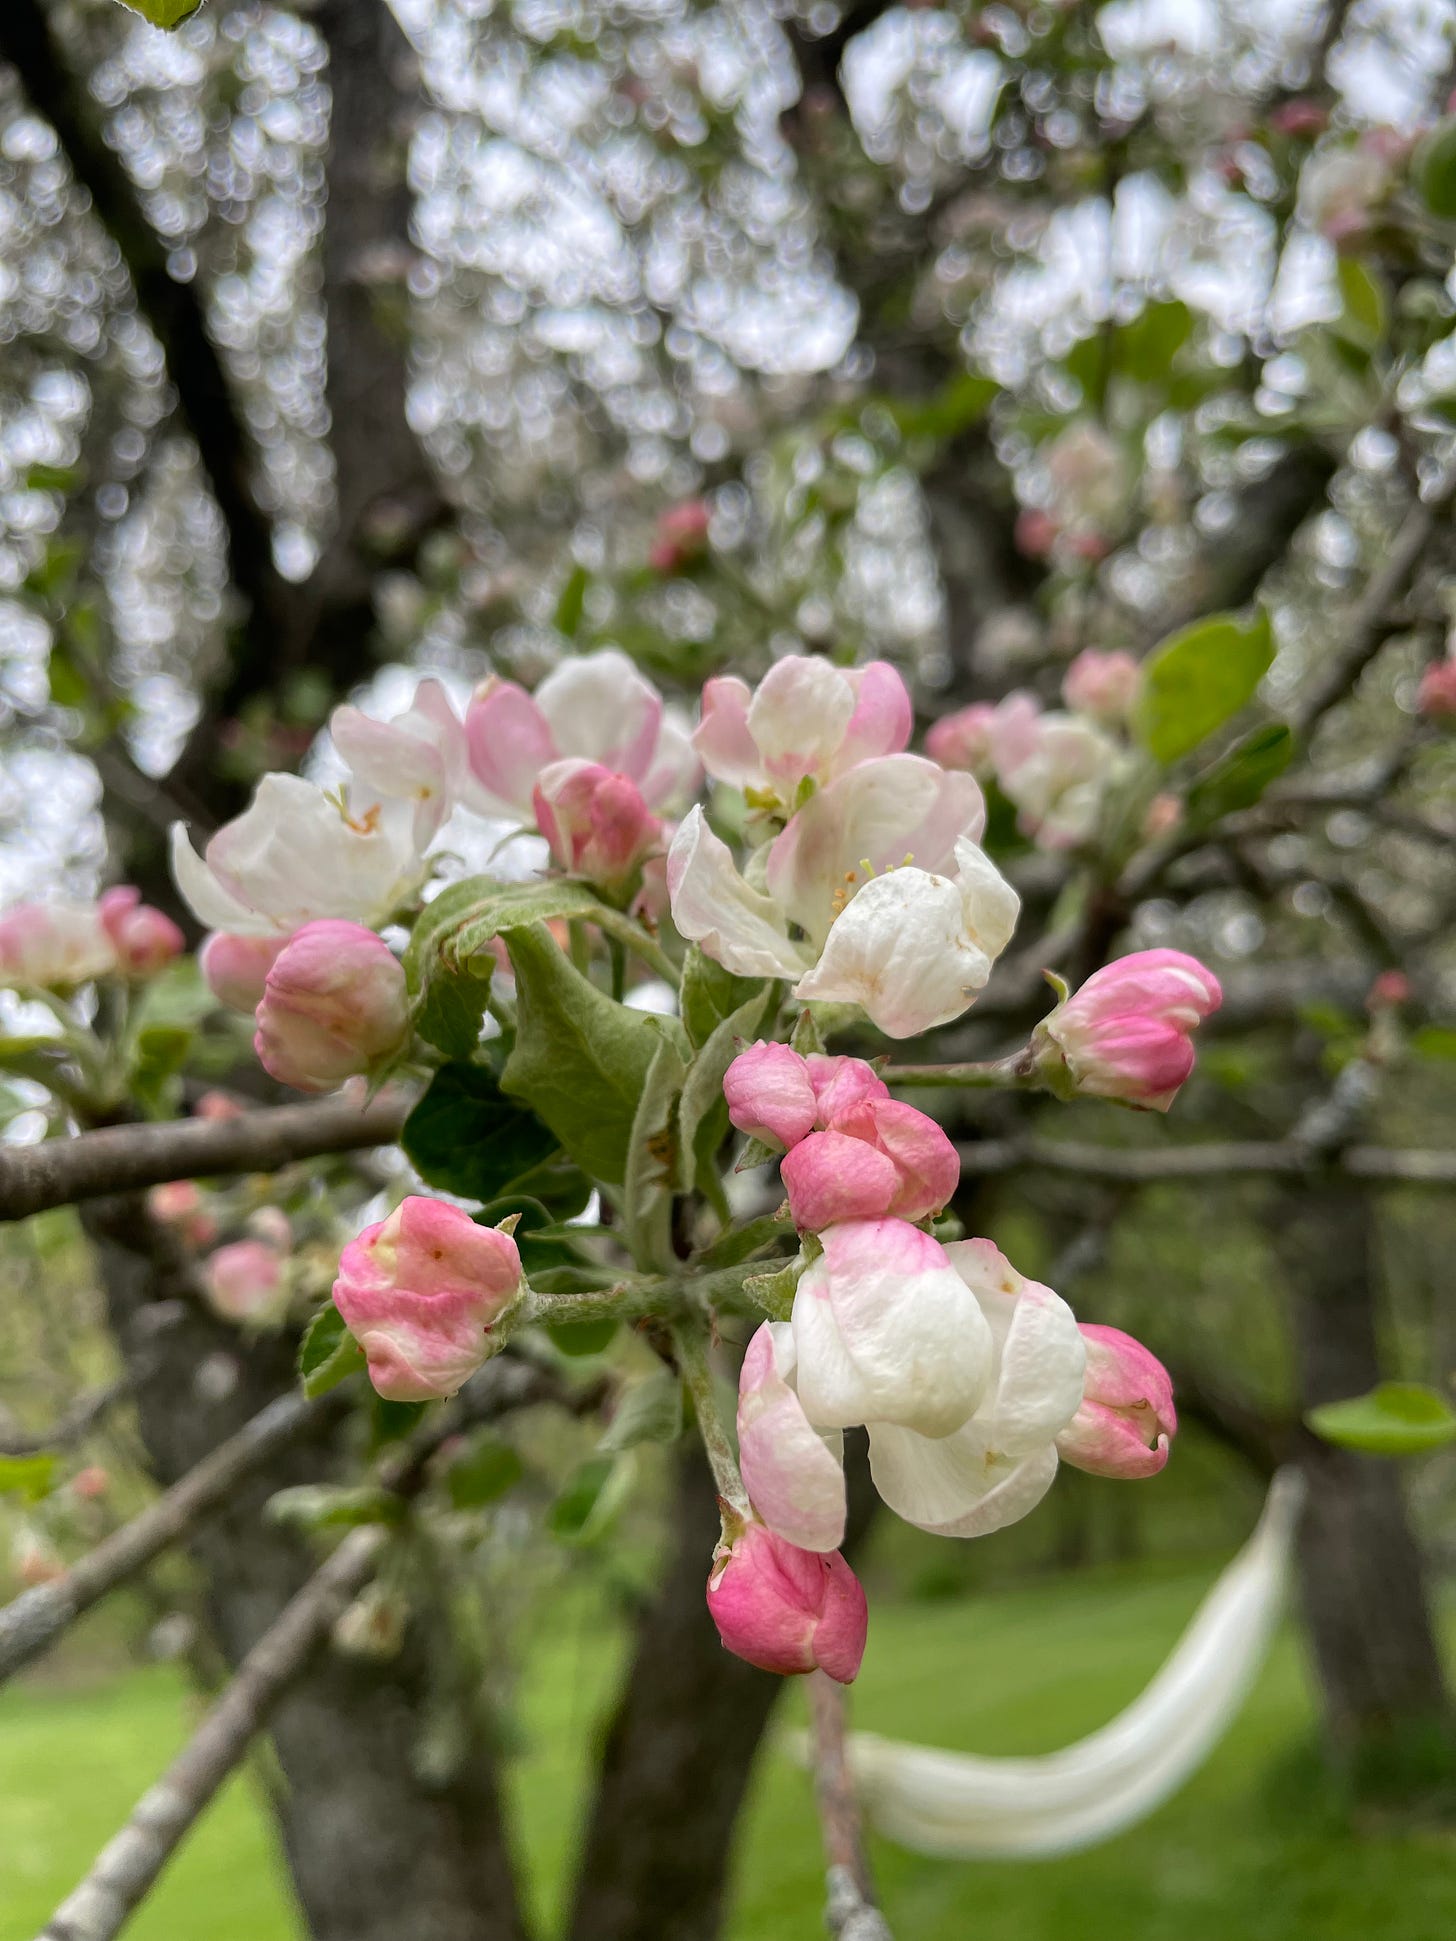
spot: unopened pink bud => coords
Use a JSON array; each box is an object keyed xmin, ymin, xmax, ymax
[
  {"xmin": 1417, "ymin": 660, "xmax": 1456, "ymax": 720},
  {"xmin": 332, "ymin": 1196, "xmax": 523, "ymax": 1402},
  {"xmin": 203, "ymin": 1239, "xmax": 288, "ymax": 1326},
  {"xmin": 782, "ymin": 1099, "xmax": 958, "ymax": 1228},
  {"xmin": 195, "ymin": 1090, "xmax": 245, "ymax": 1121},
  {"xmin": 706, "ymin": 1519, "xmax": 867, "ymax": 1681},
  {"xmin": 98, "ymin": 887, "xmax": 184, "ymax": 978},
  {"xmin": 253, "ymin": 921, "xmax": 409, "ymax": 1093},
  {"xmin": 1057, "ymin": 1324, "xmax": 1176, "ymax": 1478},
  {"xmin": 926, "ymin": 702, "xmax": 998, "ymax": 776},
  {"xmin": 532, "ymin": 759, "xmax": 662, "ymax": 900},
  {"xmin": 723, "ymin": 1041, "xmax": 818, "ymax": 1149},
  {"xmin": 1061, "ymin": 649, "xmax": 1140, "ymax": 725},
  {"xmin": 1041, "ymin": 948, "xmax": 1222, "ymax": 1112},
  {"xmin": 1367, "ymin": 969, "xmax": 1411, "ymax": 1010},
  {"xmin": 200, "ymin": 932, "xmax": 286, "ymax": 1013},
  {"xmin": 1015, "ymin": 507, "xmax": 1059, "ymax": 558},
  {"xmin": 147, "ymin": 1179, "xmax": 218, "ymax": 1249},
  {"xmin": 804, "ymin": 1053, "xmax": 890, "ymax": 1124},
  {"xmin": 1269, "ymin": 97, "xmax": 1327, "ymax": 139},
  {"xmin": 71, "ymin": 1466, "xmax": 110, "ymax": 1502},
  {"xmin": 649, "ymin": 498, "xmax": 711, "ymax": 574}
]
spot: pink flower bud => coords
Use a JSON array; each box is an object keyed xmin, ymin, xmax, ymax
[
  {"xmin": 1417, "ymin": 660, "xmax": 1456, "ymax": 720},
  {"xmin": 723, "ymin": 1041, "xmax": 819, "ymax": 1149},
  {"xmin": 1041, "ymin": 948, "xmax": 1222, "ymax": 1112},
  {"xmin": 1269, "ymin": 97, "xmax": 1327, "ymax": 139},
  {"xmin": 705, "ymin": 1519, "xmax": 867, "ymax": 1681},
  {"xmin": 926, "ymin": 702, "xmax": 998, "ymax": 776},
  {"xmin": 147, "ymin": 1179, "xmax": 218, "ymax": 1249},
  {"xmin": 532, "ymin": 759, "xmax": 662, "ymax": 901},
  {"xmin": 782, "ymin": 1099, "xmax": 958, "ymax": 1229},
  {"xmin": 1367, "ymin": 969, "xmax": 1411, "ymax": 1011},
  {"xmin": 0, "ymin": 902, "xmax": 114, "ymax": 990},
  {"xmin": 1061, "ymin": 649, "xmax": 1141, "ymax": 725},
  {"xmin": 804, "ymin": 1053, "xmax": 890, "ymax": 1123},
  {"xmin": 253, "ymin": 920, "xmax": 409, "ymax": 1093},
  {"xmin": 1057, "ymin": 1324, "xmax": 1176, "ymax": 1478},
  {"xmin": 195, "ymin": 1090, "xmax": 245, "ymax": 1121},
  {"xmin": 200, "ymin": 932, "xmax": 286, "ymax": 1013},
  {"xmin": 1015, "ymin": 507, "xmax": 1059, "ymax": 558},
  {"xmin": 203, "ymin": 1239, "xmax": 288, "ymax": 1326},
  {"xmin": 648, "ymin": 498, "xmax": 711, "ymax": 574},
  {"xmin": 71, "ymin": 1466, "xmax": 110, "ymax": 1502},
  {"xmin": 97, "ymin": 887, "xmax": 184, "ymax": 978},
  {"xmin": 331, "ymin": 1196, "xmax": 523, "ymax": 1402}
]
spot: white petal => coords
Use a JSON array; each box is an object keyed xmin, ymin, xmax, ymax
[
  {"xmin": 791, "ymin": 1227, "xmax": 991, "ymax": 1438},
  {"xmin": 639, "ymin": 708, "xmax": 702, "ymax": 813},
  {"xmin": 796, "ymin": 865, "xmax": 995, "ymax": 1038},
  {"xmin": 952, "ymin": 837, "xmax": 1021, "ymax": 962},
  {"xmin": 746, "ymin": 656, "xmax": 855, "ymax": 787},
  {"xmin": 737, "ymin": 1322, "xmax": 847, "ymax": 1553},
  {"xmin": 666, "ymin": 808, "xmax": 807, "ymax": 980},
  {"xmin": 535, "ymin": 649, "xmax": 663, "ymax": 781},
  {"xmin": 169, "ymin": 823, "xmax": 273, "ymax": 933},
  {"xmin": 869, "ymin": 1421, "xmax": 1059, "ymax": 1538}
]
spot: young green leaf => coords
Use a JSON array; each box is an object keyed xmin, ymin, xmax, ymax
[
  {"xmin": 117, "ymin": 0, "xmax": 207, "ymax": 27},
  {"xmin": 1184, "ymin": 723, "xmax": 1295, "ymax": 826},
  {"xmin": 1134, "ymin": 609, "xmax": 1275, "ymax": 765},
  {"xmin": 679, "ymin": 983, "xmax": 779, "ymax": 1198},
  {"xmin": 446, "ymin": 1435, "xmax": 524, "ymax": 1508},
  {"xmin": 598, "ymin": 1368, "xmax": 683, "ymax": 1454},
  {"xmin": 680, "ymin": 946, "xmax": 772, "ymax": 1050},
  {"xmin": 298, "ymin": 1302, "xmax": 365, "ymax": 1399},
  {"xmin": 402, "ymin": 1062, "xmax": 559, "ymax": 1202},
  {"xmin": 1307, "ymin": 1382, "xmax": 1456, "ymax": 1457},
  {"xmin": 622, "ymin": 1033, "xmax": 688, "ymax": 1271},
  {"xmin": 0, "ymin": 1454, "xmax": 58, "ymax": 1503}
]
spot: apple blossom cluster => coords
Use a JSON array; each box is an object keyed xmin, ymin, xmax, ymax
[
  {"xmin": 0, "ymin": 887, "xmax": 182, "ymax": 992},
  {"xmin": 926, "ymin": 649, "xmax": 1141, "ymax": 853}
]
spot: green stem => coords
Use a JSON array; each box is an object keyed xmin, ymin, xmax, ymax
[
  {"xmin": 607, "ymin": 934, "xmax": 627, "ymax": 1004},
  {"xmin": 592, "ymin": 906, "xmax": 681, "ymax": 989},
  {"xmin": 673, "ymin": 1322, "xmax": 749, "ymax": 1513},
  {"xmin": 880, "ymin": 1051, "xmax": 1037, "ymax": 1090}
]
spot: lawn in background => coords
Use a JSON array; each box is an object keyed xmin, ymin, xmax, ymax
[{"xmin": 4, "ymin": 1560, "xmax": 1455, "ymax": 1941}]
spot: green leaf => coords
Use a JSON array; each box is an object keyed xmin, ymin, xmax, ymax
[
  {"xmin": 1414, "ymin": 116, "xmax": 1456, "ymax": 219},
  {"xmin": 1184, "ymin": 723, "xmax": 1295, "ymax": 826},
  {"xmin": 1412, "ymin": 1026, "xmax": 1456, "ymax": 1061},
  {"xmin": 117, "ymin": 0, "xmax": 207, "ymax": 26},
  {"xmin": 692, "ymin": 1208, "xmax": 795, "ymax": 1270},
  {"xmin": 1332, "ymin": 260, "xmax": 1388, "ymax": 358},
  {"xmin": 446, "ymin": 1435, "xmax": 523, "ymax": 1508},
  {"xmin": 0, "ymin": 1454, "xmax": 57, "ymax": 1503},
  {"xmin": 598, "ymin": 1368, "xmax": 683, "ymax": 1454},
  {"xmin": 554, "ymin": 563, "xmax": 590, "ymax": 639},
  {"xmin": 743, "ymin": 1258, "xmax": 801, "ymax": 1321},
  {"xmin": 548, "ymin": 1453, "xmax": 634, "ymax": 1545},
  {"xmin": 369, "ymin": 1396, "xmax": 429, "ymax": 1446},
  {"xmin": 298, "ymin": 1302, "xmax": 365, "ymax": 1399},
  {"xmin": 679, "ymin": 983, "xmax": 779, "ymax": 1199},
  {"xmin": 267, "ymin": 1485, "xmax": 401, "ymax": 1531},
  {"xmin": 680, "ymin": 947, "xmax": 771, "ymax": 1051},
  {"xmin": 1307, "ymin": 1383, "xmax": 1456, "ymax": 1457},
  {"xmin": 622, "ymin": 1032, "xmax": 687, "ymax": 1270},
  {"xmin": 402, "ymin": 881, "xmax": 499, "ymax": 1058},
  {"xmin": 402, "ymin": 1062, "xmax": 559, "ymax": 1203},
  {"xmin": 501, "ymin": 923, "xmax": 676, "ymax": 1185},
  {"xmin": 1134, "ymin": 609, "xmax": 1275, "ymax": 764},
  {"xmin": 545, "ymin": 1317, "xmax": 619, "ymax": 1357}
]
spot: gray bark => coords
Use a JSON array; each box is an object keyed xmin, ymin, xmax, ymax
[{"xmin": 82, "ymin": 1192, "xmax": 528, "ymax": 1941}]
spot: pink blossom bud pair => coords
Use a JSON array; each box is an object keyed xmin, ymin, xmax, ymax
[
  {"xmin": 97, "ymin": 887, "xmax": 184, "ymax": 978},
  {"xmin": 252, "ymin": 921, "xmax": 410, "ymax": 1093},
  {"xmin": 723, "ymin": 1044, "xmax": 959, "ymax": 1229},
  {"xmin": 332, "ymin": 1196, "xmax": 524, "ymax": 1401},
  {"xmin": 532, "ymin": 760, "xmax": 662, "ymax": 902},
  {"xmin": 706, "ymin": 1515, "xmax": 867, "ymax": 1682},
  {"xmin": 1035, "ymin": 949, "xmax": 1222, "ymax": 1113},
  {"xmin": 1057, "ymin": 1325, "xmax": 1177, "ymax": 1479}
]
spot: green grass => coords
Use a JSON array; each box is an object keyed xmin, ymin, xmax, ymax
[{"xmin": 3, "ymin": 1562, "xmax": 1454, "ymax": 1941}]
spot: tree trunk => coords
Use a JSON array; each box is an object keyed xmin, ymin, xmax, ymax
[
  {"xmin": 566, "ymin": 1438, "xmax": 879, "ymax": 1941},
  {"xmin": 82, "ymin": 1193, "xmax": 528, "ymax": 1941},
  {"xmin": 1273, "ymin": 1183, "xmax": 1455, "ymax": 1800}
]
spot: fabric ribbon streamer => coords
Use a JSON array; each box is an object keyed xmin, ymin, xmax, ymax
[{"xmin": 840, "ymin": 1470, "xmax": 1304, "ymax": 1859}]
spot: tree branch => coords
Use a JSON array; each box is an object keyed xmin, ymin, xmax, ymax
[
  {"xmin": 808, "ymin": 1670, "xmax": 894, "ymax": 1941},
  {"xmin": 0, "ymin": 1374, "xmax": 133, "ymax": 1458},
  {"xmin": 0, "ymin": 1388, "xmax": 341, "ymax": 1684},
  {"xmin": 951, "ymin": 1137, "xmax": 1456, "ymax": 1186},
  {"xmin": 36, "ymin": 1525, "xmax": 383, "ymax": 1941},
  {"xmin": 0, "ymin": 1091, "xmax": 412, "ymax": 1222}
]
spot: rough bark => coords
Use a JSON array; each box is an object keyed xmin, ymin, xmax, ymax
[
  {"xmin": 566, "ymin": 1439, "xmax": 879, "ymax": 1941},
  {"xmin": 82, "ymin": 1193, "xmax": 528, "ymax": 1941},
  {"xmin": 1272, "ymin": 1183, "xmax": 1454, "ymax": 1787}
]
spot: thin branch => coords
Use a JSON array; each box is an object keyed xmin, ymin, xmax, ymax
[
  {"xmin": 952, "ymin": 1137, "xmax": 1456, "ymax": 1186},
  {"xmin": 0, "ymin": 1375, "xmax": 132, "ymax": 1458},
  {"xmin": 808, "ymin": 1670, "xmax": 893, "ymax": 1941},
  {"xmin": 36, "ymin": 1526, "xmax": 383, "ymax": 1941},
  {"xmin": 0, "ymin": 1389, "xmax": 340, "ymax": 1684},
  {"xmin": 0, "ymin": 1091, "xmax": 413, "ymax": 1223}
]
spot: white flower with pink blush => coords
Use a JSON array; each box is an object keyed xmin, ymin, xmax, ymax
[
  {"xmin": 1036, "ymin": 948, "xmax": 1222, "ymax": 1112},
  {"xmin": 464, "ymin": 649, "xmax": 698, "ymax": 822},
  {"xmin": 172, "ymin": 774, "xmax": 427, "ymax": 937},
  {"xmin": 737, "ymin": 1231, "xmax": 1097, "ymax": 1549},
  {"xmin": 992, "ymin": 699, "xmax": 1124, "ymax": 852},
  {"xmin": 693, "ymin": 654, "xmax": 912, "ymax": 810},
  {"xmin": 0, "ymin": 901, "xmax": 115, "ymax": 990},
  {"xmin": 330, "ymin": 677, "xmax": 467, "ymax": 848},
  {"xmin": 668, "ymin": 755, "xmax": 1017, "ymax": 1038}
]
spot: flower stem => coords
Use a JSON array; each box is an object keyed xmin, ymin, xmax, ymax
[
  {"xmin": 879, "ymin": 1051, "xmax": 1037, "ymax": 1091},
  {"xmin": 673, "ymin": 1322, "xmax": 749, "ymax": 1513}
]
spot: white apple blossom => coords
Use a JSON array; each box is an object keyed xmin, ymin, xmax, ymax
[
  {"xmin": 667, "ymin": 755, "xmax": 1017, "ymax": 1039},
  {"xmin": 329, "ymin": 677, "xmax": 467, "ymax": 847},
  {"xmin": 171, "ymin": 775, "xmax": 428, "ymax": 936},
  {"xmin": 693, "ymin": 655, "xmax": 912, "ymax": 808}
]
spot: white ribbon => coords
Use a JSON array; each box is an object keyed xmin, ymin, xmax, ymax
[{"xmin": 841, "ymin": 1470, "xmax": 1303, "ymax": 1859}]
